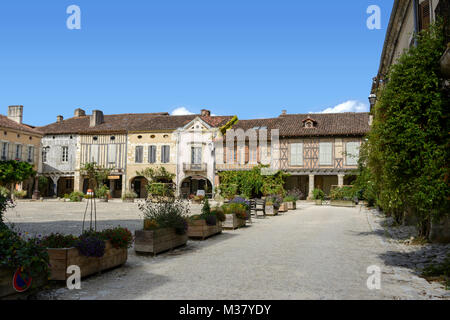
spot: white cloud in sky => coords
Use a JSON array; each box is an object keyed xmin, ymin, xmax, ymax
[
  {"xmin": 171, "ymin": 107, "xmax": 195, "ymax": 115},
  {"xmin": 320, "ymin": 100, "xmax": 369, "ymax": 114}
]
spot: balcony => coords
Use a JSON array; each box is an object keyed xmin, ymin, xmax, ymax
[{"xmin": 183, "ymin": 163, "xmax": 207, "ymax": 172}]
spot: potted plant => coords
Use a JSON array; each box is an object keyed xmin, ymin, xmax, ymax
[
  {"xmin": 229, "ymin": 197, "xmax": 252, "ymax": 220},
  {"xmin": 13, "ymin": 190, "xmax": 27, "ymax": 200},
  {"xmin": 283, "ymin": 196, "xmax": 296, "ymax": 210},
  {"xmin": 285, "ymin": 189, "xmax": 303, "ymax": 210},
  {"xmin": 192, "ymin": 195, "xmax": 205, "ymax": 204},
  {"xmin": 330, "ymin": 186, "xmax": 356, "ymax": 207},
  {"xmin": 95, "ymin": 184, "xmax": 110, "ymax": 202},
  {"xmin": 42, "ymin": 227, "xmax": 132, "ymax": 281},
  {"xmin": 69, "ymin": 191, "xmax": 84, "ymax": 202},
  {"xmin": 122, "ymin": 191, "xmax": 138, "ymax": 203},
  {"xmin": 135, "ymin": 199, "xmax": 189, "ymax": 255},
  {"xmin": 265, "ymin": 195, "xmax": 281, "ymax": 216},
  {"xmin": 312, "ymin": 189, "xmax": 325, "ymax": 205},
  {"xmin": 278, "ymin": 194, "xmax": 289, "ymax": 212},
  {"xmin": 0, "ymin": 225, "xmax": 49, "ymax": 298},
  {"xmin": 221, "ymin": 203, "xmax": 247, "ymax": 229},
  {"xmin": 187, "ymin": 200, "xmax": 225, "ymax": 240}
]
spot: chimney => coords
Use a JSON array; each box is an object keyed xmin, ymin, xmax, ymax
[
  {"xmin": 7, "ymin": 105, "xmax": 23, "ymax": 124},
  {"xmin": 201, "ymin": 109, "xmax": 211, "ymax": 117},
  {"xmin": 90, "ymin": 110, "xmax": 104, "ymax": 127},
  {"xmin": 57, "ymin": 115, "xmax": 64, "ymax": 123},
  {"xmin": 281, "ymin": 110, "xmax": 287, "ymax": 116},
  {"xmin": 74, "ymin": 108, "xmax": 86, "ymax": 117}
]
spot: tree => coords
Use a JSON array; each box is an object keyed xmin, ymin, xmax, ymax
[
  {"xmin": 363, "ymin": 22, "xmax": 449, "ymax": 236},
  {"xmin": 0, "ymin": 160, "xmax": 35, "ymax": 197},
  {"xmin": 80, "ymin": 162, "xmax": 112, "ymax": 190}
]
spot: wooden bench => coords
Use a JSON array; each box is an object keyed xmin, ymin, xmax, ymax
[{"xmin": 250, "ymin": 199, "xmax": 266, "ymax": 218}]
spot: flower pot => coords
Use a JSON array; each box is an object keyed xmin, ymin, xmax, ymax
[
  {"xmin": 46, "ymin": 240, "xmax": 128, "ymax": 281},
  {"xmin": 134, "ymin": 228, "xmax": 188, "ymax": 256},
  {"xmin": 266, "ymin": 205, "xmax": 278, "ymax": 216},
  {"xmin": 187, "ymin": 220, "xmax": 222, "ymax": 240},
  {"xmin": 287, "ymin": 201, "xmax": 296, "ymax": 210},
  {"xmin": 223, "ymin": 214, "xmax": 246, "ymax": 229},
  {"xmin": 278, "ymin": 202, "xmax": 288, "ymax": 212},
  {"xmin": 330, "ymin": 200, "xmax": 355, "ymax": 207}
]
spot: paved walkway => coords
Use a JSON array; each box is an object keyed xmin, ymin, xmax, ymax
[{"xmin": 5, "ymin": 201, "xmax": 448, "ymax": 300}]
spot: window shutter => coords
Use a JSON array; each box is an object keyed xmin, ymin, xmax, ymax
[
  {"xmin": 91, "ymin": 145, "xmax": 99, "ymax": 163},
  {"xmin": 290, "ymin": 143, "xmax": 303, "ymax": 166},
  {"xmin": 135, "ymin": 146, "xmax": 143, "ymax": 163},
  {"xmin": 319, "ymin": 142, "xmax": 332, "ymax": 165},
  {"xmin": 245, "ymin": 144, "xmax": 249, "ymax": 164},
  {"xmin": 161, "ymin": 146, "xmax": 170, "ymax": 163},
  {"xmin": 148, "ymin": 146, "xmax": 156, "ymax": 163},
  {"xmin": 108, "ymin": 144, "xmax": 117, "ymax": 164},
  {"xmin": 346, "ymin": 142, "xmax": 360, "ymax": 165},
  {"xmin": 419, "ymin": 0, "xmax": 430, "ymax": 31}
]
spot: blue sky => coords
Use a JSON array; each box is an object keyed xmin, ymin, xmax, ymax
[{"xmin": 0, "ymin": 0, "xmax": 393, "ymax": 126}]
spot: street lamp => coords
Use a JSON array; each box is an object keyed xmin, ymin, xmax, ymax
[{"xmin": 368, "ymin": 93, "xmax": 377, "ymax": 107}]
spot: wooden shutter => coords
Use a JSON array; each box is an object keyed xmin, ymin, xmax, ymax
[
  {"xmin": 245, "ymin": 144, "xmax": 249, "ymax": 164},
  {"xmin": 135, "ymin": 146, "xmax": 143, "ymax": 163},
  {"xmin": 108, "ymin": 144, "xmax": 117, "ymax": 164},
  {"xmin": 91, "ymin": 145, "xmax": 99, "ymax": 163},
  {"xmin": 319, "ymin": 142, "xmax": 332, "ymax": 165},
  {"xmin": 419, "ymin": 0, "xmax": 431, "ymax": 31},
  {"xmin": 161, "ymin": 146, "xmax": 170, "ymax": 163},
  {"xmin": 148, "ymin": 146, "xmax": 156, "ymax": 163}
]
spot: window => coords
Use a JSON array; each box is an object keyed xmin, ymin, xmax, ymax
[
  {"xmin": 161, "ymin": 145, "xmax": 170, "ymax": 163},
  {"xmin": 319, "ymin": 142, "xmax": 332, "ymax": 165},
  {"xmin": 108, "ymin": 144, "xmax": 117, "ymax": 164},
  {"xmin": 42, "ymin": 148, "xmax": 48, "ymax": 163},
  {"xmin": 135, "ymin": 146, "xmax": 143, "ymax": 163},
  {"xmin": 90, "ymin": 145, "xmax": 99, "ymax": 163},
  {"xmin": 290, "ymin": 143, "xmax": 303, "ymax": 166},
  {"xmin": 62, "ymin": 146, "xmax": 69, "ymax": 162},
  {"xmin": 27, "ymin": 146, "xmax": 34, "ymax": 163},
  {"xmin": 148, "ymin": 146, "xmax": 156, "ymax": 163},
  {"xmin": 191, "ymin": 147, "xmax": 202, "ymax": 164},
  {"xmin": 1, "ymin": 142, "xmax": 8, "ymax": 160},
  {"xmin": 419, "ymin": 0, "xmax": 431, "ymax": 31},
  {"xmin": 346, "ymin": 142, "xmax": 360, "ymax": 165},
  {"xmin": 15, "ymin": 144, "xmax": 22, "ymax": 160}
]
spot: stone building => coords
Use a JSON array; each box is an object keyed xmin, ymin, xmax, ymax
[
  {"xmin": 370, "ymin": 0, "xmax": 448, "ymax": 108},
  {"xmin": 219, "ymin": 112, "xmax": 371, "ymax": 198},
  {"xmin": 0, "ymin": 106, "xmax": 42, "ymax": 198}
]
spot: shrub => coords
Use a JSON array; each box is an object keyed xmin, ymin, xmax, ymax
[
  {"xmin": 40, "ymin": 233, "xmax": 78, "ymax": 248},
  {"xmin": 143, "ymin": 219, "xmax": 160, "ymax": 230},
  {"xmin": 75, "ymin": 234, "xmax": 106, "ymax": 258},
  {"xmin": 212, "ymin": 207, "xmax": 226, "ymax": 222},
  {"xmin": 286, "ymin": 188, "xmax": 303, "ymax": 201},
  {"xmin": 330, "ymin": 186, "xmax": 356, "ymax": 201},
  {"xmin": 0, "ymin": 227, "xmax": 49, "ymax": 279},
  {"xmin": 139, "ymin": 199, "xmax": 190, "ymax": 235},
  {"xmin": 95, "ymin": 184, "xmax": 110, "ymax": 199},
  {"xmin": 266, "ymin": 195, "xmax": 282, "ymax": 209},
  {"xmin": 205, "ymin": 215, "xmax": 217, "ymax": 226},
  {"xmin": 284, "ymin": 195, "xmax": 296, "ymax": 202},
  {"xmin": 0, "ymin": 186, "xmax": 10, "ymax": 198},
  {"xmin": 201, "ymin": 198, "xmax": 211, "ymax": 216},
  {"xmin": 69, "ymin": 191, "xmax": 84, "ymax": 202},
  {"xmin": 312, "ymin": 189, "xmax": 325, "ymax": 200},
  {"xmin": 122, "ymin": 191, "xmax": 138, "ymax": 200},
  {"xmin": 101, "ymin": 227, "xmax": 133, "ymax": 249},
  {"xmin": 13, "ymin": 190, "xmax": 27, "ymax": 199},
  {"xmin": 230, "ymin": 197, "xmax": 250, "ymax": 210}
]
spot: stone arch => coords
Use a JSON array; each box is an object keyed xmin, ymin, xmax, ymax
[
  {"xmin": 129, "ymin": 176, "xmax": 149, "ymax": 199},
  {"xmin": 179, "ymin": 175, "xmax": 213, "ymax": 199}
]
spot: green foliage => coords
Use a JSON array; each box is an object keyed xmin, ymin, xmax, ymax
[
  {"xmin": 13, "ymin": 190, "xmax": 27, "ymax": 199},
  {"xmin": 0, "ymin": 160, "xmax": 35, "ymax": 189},
  {"xmin": 218, "ymin": 165, "xmax": 288, "ymax": 199},
  {"xmin": 0, "ymin": 227, "xmax": 50, "ymax": 279},
  {"xmin": 0, "ymin": 186, "xmax": 10, "ymax": 198},
  {"xmin": 422, "ymin": 254, "xmax": 450, "ymax": 289},
  {"xmin": 122, "ymin": 191, "xmax": 138, "ymax": 200},
  {"xmin": 95, "ymin": 184, "xmax": 110, "ymax": 199},
  {"xmin": 362, "ymin": 22, "xmax": 450, "ymax": 234},
  {"xmin": 312, "ymin": 189, "xmax": 325, "ymax": 200},
  {"xmin": 40, "ymin": 233, "xmax": 79, "ymax": 248},
  {"xmin": 80, "ymin": 162, "xmax": 112, "ymax": 190},
  {"xmin": 222, "ymin": 203, "xmax": 247, "ymax": 219},
  {"xmin": 201, "ymin": 198, "xmax": 211, "ymax": 216},
  {"xmin": 69, "ymin": 191, "xmax": 84, "ymax": 202},
  {"xmin": 330, "ymin": 186, "xmax": 355, "ymax": 201},
  {"xmin": 38, "ymin": 176, "xmax": 49, "ymax": 196},
  {"xmin": 101, "ymin": 227, "xmax": 134, "ymax": 249},
  {"xmin": 138, "ymin": 166, "xmax": 176, "ymax": 200},
  {"xmin": 219, "ymin": 115, "xmax": 238, "ymax": 135},
  {"xmin": 139, "ymin": 199, "xmax": 190, "ymax": 235}
]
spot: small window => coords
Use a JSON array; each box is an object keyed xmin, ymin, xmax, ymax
[
  {"xmin": 163, "ymin": 135, "xmax": 169, "ymax": 138},
  {"xmin": 290, "ymin": 143, "xmax": 303, "ymax": 166},
  {"xmin": 42, "ymin": 148, "xmax": 47, "ymax": 163},
  {"xmin": 135, "ymin": 146, "xmax": 144, "ymax": 163},
  {"xmin": 93, "ymin": 136, "xmax": 98, "ymax": 141},
  {"xmin": 346, "ymin": 142, "xmax": 360, "ymax": 165},
  {"xmin": 137, "ymin": 135, "xmax": 143, "ymax": 139},
  {"xmin": 15, "ymin": 144, "xmax": 22, "ymax": 160},
  {"xmin": 161, "ymin": 145, "xmax": 170, "ymax": 163},
  {"xmin": 1, "ymin": 142, "xmax": 9, "ymax": 161},
  {"xmin": 148, "ymin": 146, "xmax": 156, "ymax": 163},
  {"xmin": 110, "ymin": 136, "xmax": 116, "ymax": 141},
  {"xmin": 62, "ymin": 146, "xmax": 69, "ymax": 162},
  {"xmin": 108, "ymin": 144, "xmax": 117, "ymax": 164},
  {"xmin": 27, "ymin": 146, "xmax": 34, "ymax": 163},
  {"xmin": 191, "ymin": 147, "xmax": 202, "ymax": 164},
  {"xmin": 150, "ymin": 135, "xmax": 156, "ymax": 139}
]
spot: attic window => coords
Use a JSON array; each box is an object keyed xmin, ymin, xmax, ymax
[
  {"xmin": 111, "ymin": 136, "xmax": 116, "ymax": 141},
  {"xmin": 93, "ymin": 136, "xmax": 98, "ymax": 141},
  {"xmin": 163, "ymin": 135, "xmax": 169, "ymax": 138},
  {"xmin": 150, "ymin": 135, "xmax": 156, "ymax": 138},
  {"xmin": 137, "ymin": 135, "xmax": 142, "ymax": 139},
  {"xmin": 302, "ymin": 117, "xmax": 317, "ymax": 129}
]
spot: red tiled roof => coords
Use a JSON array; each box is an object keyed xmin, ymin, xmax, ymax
[
  {"xmin": 38, "ymin": 113, "xmax": 234, "ymax": 134},
  {"xmin": 0, "ymin": 115, "xmax": 43, "ymax": 135},
  {"xmin": 234, "ymin": 113, "xmax": 370, "ymax": 137}
]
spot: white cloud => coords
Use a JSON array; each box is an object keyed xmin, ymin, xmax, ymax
[
  {"xmin": 320, "ymin": 100, "xmax": 368, "ymax": 114},
  {"xmin": 171, "ymin": 107, "xmax": 195, "ymax": 115}
]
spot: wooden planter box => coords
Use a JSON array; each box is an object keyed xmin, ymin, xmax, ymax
[
  {"xmin": 134, "ymin": 228, "xmax": 188, "ymax": 255},
  {"xmin": 287, "ymin": 202, "xmax": 296, "ymax": 210},
  {"xmin": 278, "ymin": 202, "xmax": 288, "ymax": 212},
  {"xmin": 315, "ymin": 200, "xmax": 323, "ymax": 205},
  {"xmin": 98, "ymin": 198, "xmax": 108, "ymax": 203},
  {"xmin": 223, "ymin": 214, "xmax": 246, "ymax": 230},
  {"xmin": 0, "ymin": 268, "xmax": 47, "ymax": 300},
  {"xmin": 187, "ymin": 220, "xmax": 222, "ymax": 240},
  {"xmin": 266, "ymin": 205, "xmax": 279, "ymax": 216},
  {"xmin": 122, "ymin": 198, "xmax": 135, "ymax": 203},
  {"xmin": 330, "ymin": 200, "xmax": 355, "ymax": 207},
  {"xmin": 47, "ymin": 240, "xmax": 128, "ymax": 281}
]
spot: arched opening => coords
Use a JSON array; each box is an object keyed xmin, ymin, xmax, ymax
[
  {"xmin": 180, "ymin": 175, "xmax": 213, "ymax": 199},
  {"xmin": 130, "ymin": 176, "xmax": 149, "ymax": 199}
]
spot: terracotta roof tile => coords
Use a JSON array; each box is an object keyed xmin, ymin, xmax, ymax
[{"xmin": 0, "ymin": 115, "xmax": 43, "ymax": 135}]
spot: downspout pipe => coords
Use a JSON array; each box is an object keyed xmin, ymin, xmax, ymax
[{"xmin": 413, "ymin": 0, "xmax": 419, "ymax": 47}]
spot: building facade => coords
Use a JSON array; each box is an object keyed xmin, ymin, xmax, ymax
[{"xmin": 0, "ymin": 105, "xmax": 42, "ymax": 197}]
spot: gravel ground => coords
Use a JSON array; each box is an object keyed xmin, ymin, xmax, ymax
[{"xmin": 4, "ymin": 201, "xmax": 449, "ymax": 300}]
